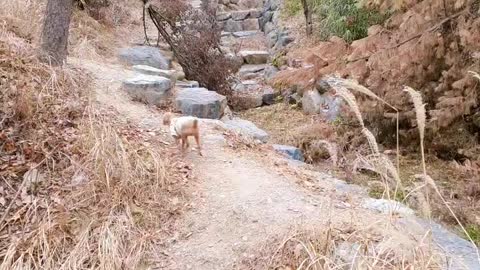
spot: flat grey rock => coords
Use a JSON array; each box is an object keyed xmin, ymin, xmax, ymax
[
  {"xmin": 118, "ymin": 46, "xmax": 170, "ymax": 69},
  {"xmin": 238, "ymin": 64, "xmax": 267, "ymax": 76},
  {"xmin": 231, "ymin": 10, "xmax": 250, "ymax": 20},
  {"xmin": 123, "ymin": 74, "xmax": 172, "ymax": 106},
  {"xmin": 175, "ymin": 87, "xmax": 227, "ymax": 119},
  {"xmin": 232, "ymin": 30, "xmax": 261, "ymax": 38},
  {"xmin": 216, "ymin": 12, "xmax": 232, "ymax": 21},
  {"xmin": 224, "ymin": 19, "xmax": 243, "ymax": 32},
  {"xmin": 132, "ymin": 65, "xmax": 177, "ymax": 80},
  {"xmin": 223, "ymin": 118, "xmax": 269, "ymax": 142},
  {"xmin": 176, "ymin": 80, "xmax": 200, "ymax": 88},
  {"xmin": 239, "ymin": 50, "xmax": 270, "ymax": 64},
  {"xmin": 273, "ymin": 144, "xmax": 304, "ymax": 161}
]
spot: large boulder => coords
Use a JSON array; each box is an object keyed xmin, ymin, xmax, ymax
[
  {"xmin": 273, "ymin": 144, "xmax": 304, "ymax": 161},
  {"xmin": 223, "ymin": 118, "xmax": 269, "ymax": 142},
  {"xmin": 239, "ymin": 50, "xmax": 270, "ymax": 64},
  {"xmin": 302, "ymin": 90, "xmax": 343, "ymax": 121},
  {"xmin": 118, "ymin": 46, "xmax": 170, "ymax": 69},
  {"xmin": 123, "ymin": 74, "xmax": 172, "ymax": 106},
  {"xmin": 175, "ymin": 87, "xmax": 227, "ymax": 119}
]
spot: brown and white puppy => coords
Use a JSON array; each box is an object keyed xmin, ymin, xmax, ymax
[{"xmin": 162, "ymin": 112, "xmax": 202, "ymax": 156}]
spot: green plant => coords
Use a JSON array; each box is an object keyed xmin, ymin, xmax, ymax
[
  {"xmin": 314, "ymin": 0, "xmax": 389, "ymax": 42},
  {"xmin": 282, "ymin": 0, "xmax": 303, "ymax": 17},
  {"xmin": 465, "ymin": 225, "xmax": 480, "ymax": 246}
]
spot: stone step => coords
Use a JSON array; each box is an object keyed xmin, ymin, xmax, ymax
[
  {"xmin": 232, "ymin": 30, "xmax": 262, "ymax": 38},
  {"xmin": 122, "ymin": 74, "xmax": 172, "ymax": 106},
  {"xmin": 175, "ymin": 87, "xmax": 227, "ymax": 119},
  {"xmin": 239, "ymin": 50, "xmax": 270, "ymax": 64},
  {"xmin": 216, "ymin": 9, "xmax": 262, "ymax": 21},
  {"xmin": 221, "ymin": 18, "xmax": 260, "ymax": 32},
  {"xmin": 238, "ymin": 64, "xmax": 267, "ymax": 78},
  {"xmin": 175, "ymin": 80, "xmax": 200, "ymax": 88},
  {"xmin": 132, "ymin": 65, "xmax": 185, "ymax": 80}
]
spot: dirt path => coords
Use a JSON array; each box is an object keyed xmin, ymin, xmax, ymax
[{"xmin": 69, "ymin": 43, "xmax": 479, "ymax": 270}]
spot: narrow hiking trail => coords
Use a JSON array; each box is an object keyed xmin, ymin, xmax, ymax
[
  {"xmin": 69, "ymin": 57, "xmax": 376, "ymax": 269},
  {"xmin": 69, "ymin": 56, "xmax": 480, "ymax": 270},
  {"xmin": 67, "ymin": 1, "xmax": 480, "ymax": 268}
]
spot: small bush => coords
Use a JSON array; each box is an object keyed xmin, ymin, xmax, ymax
[
  {"xmin": 282, "ymin": 0, "xmax": 303, "ymax": 17},
  {"xmin": 314, "ymin": 0, "xmax": 390, "ymax": 42},
  {"xmin": 148, "ymin": 0, "xmax": 239, "ymax": 97}
]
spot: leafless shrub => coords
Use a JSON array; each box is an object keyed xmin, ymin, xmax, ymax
[{"xmin": 147, "ymin": 0, "xmax": 239, "ymax": 96}]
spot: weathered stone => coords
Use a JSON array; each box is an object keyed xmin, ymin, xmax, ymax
[
  {"xmin": 232, "ymin": 30, "xmax": 261, "ymax": 38},
  {"xmin": 263, "ymin": 65, "xmax": 279, "ymax": 80},
  {"xmin": 231, "ymin": 10, "xmax": 250, "ymax": 20},
  {"xmin": 123, "ymin": 75, "xmax": 172, "ymax": 106},
  {"xmin": 232, "ymin": 93, "xmax": 263, "ymax": 110},
  {"xmin": 175, "ymin": 80, "xmax": 200, "ymax": 88},
  {"xmin": 362, "ymin": 198, "xmax": 414, "ymax": 216},
  {"xmin": 315, "ymin": 78, "xmax": 332, "ymax": 94},
  {"xmin": 175, "ymin": 87, "xmax": 227, "ymax": 119},
  {"xmin": 118, "ymin": 46, "xmax": 170, "ymax": 69},
  {"xmin": 302, "ymin": 90, "xmax": 322, "ymax": 114},
  {"xmin": 132, "ymin": 65, "xmax": 176, "ymax": 79},
  {"xmin": 216, "ymin": 12, "xmax": 231, "ymax": 21},
  {"xmin": 267, "ymin": 31, "xmax": 278, "ymax": 48},
  {"xmin": 259, "ymin": 11, "xmax": 273, "ymax": 30},
  {"xmin": 288, "ymin": 93, "xmax": 302, "ymax": 105},
  {"xmin": 249, "ymin": 9, "xmax": 262, "ymax": 18},
  {"xmin": 264, "ymin": 21, "xmax": 275, "ymax": 34},
  {"xmin": 242, "ymin": 18, "xmax": 260, "ymax": 31},
  {"xmin": 239, "ymin": 50, "xmax": 270, "ymax": 64},
  {"xmin": 238, "ymin": 64, "xmax": 267, "ymax": 76},
  {"xmin": 262, "ymin": 87, "xmax": 277, "ymax": 105},
  {"xmin": 273, "ymin": 145, "xmax": 304, "ymax": 161},
  {"xmin": 223, "ymin": 118, "xmax": 269, "ymax": 142},
  {"xmin": 274, "ymin": 35, "xmax": 294, "ymax": 50},
  {"xmin": 224, "ymin": 19, "xmax": 243, "ymax": 32}
]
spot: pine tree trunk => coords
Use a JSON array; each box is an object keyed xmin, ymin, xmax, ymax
[
  {"xmin": 301, "ymin": 0, "xmax": 313, "ymax": 35},
  {"xmin": 40, "ymin": 0, "xmax": 74, "ymax": 66}
]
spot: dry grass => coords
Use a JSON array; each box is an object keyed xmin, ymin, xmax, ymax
[
  {"xmin": 0, "ymin": 16, "xmax": 187, "ymax": 269},
  {"xmin": 238, "ymin": 222, "xmax": 439, "ymax": 269}
]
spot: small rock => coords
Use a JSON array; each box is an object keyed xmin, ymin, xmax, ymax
[
  {"xmin": 288, "ymin": 92, "xmax": 302, "ymax": 105},
  {"xmin": 262, "ymin": 86, "xmax": 277, "ymax": 105},
  {"xmin": 302, "ymin": 90, "xmax": 322, "ymax": 114},
  {"xmin": 273, "ymin": 145, "xmax": 304, "ymax": 161}
]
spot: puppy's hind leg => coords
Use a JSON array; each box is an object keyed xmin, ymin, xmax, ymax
[{"xmin": 194, "ymin": 133, "xmax": 203, "ymax": 156}]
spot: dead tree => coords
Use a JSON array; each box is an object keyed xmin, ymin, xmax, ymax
[
  {"xmin": 40, "ymin": 0, "xmax": 74, "ymax": 66},
  {"xmin": 301, "ymin": 0, "xmax": 313, "ymax": 35}
]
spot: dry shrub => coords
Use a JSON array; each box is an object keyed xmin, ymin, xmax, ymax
[
  {"xmin": 148, "ymin": 0, "xmax": 239, "ymax": 96},
  {"xmin": 239, "ymin": 224, "xmax": 439, "ymax": 269},
  {"xmin": 0, "ymin": 28, "xmax": 187, "ymax": 268}
]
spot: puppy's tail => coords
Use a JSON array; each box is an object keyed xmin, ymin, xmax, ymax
[{"xmin": 193, "ymin": 118, "xmax": 198, "ymax": 129}]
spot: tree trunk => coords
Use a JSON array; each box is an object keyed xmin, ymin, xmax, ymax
[
  {"xmin": 301, "ymin": 0, "xmax": 313, "ymax": 35},
  {"xmin": 40, "ymin": 0, "xmax": 74, "ymax": 66}
]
